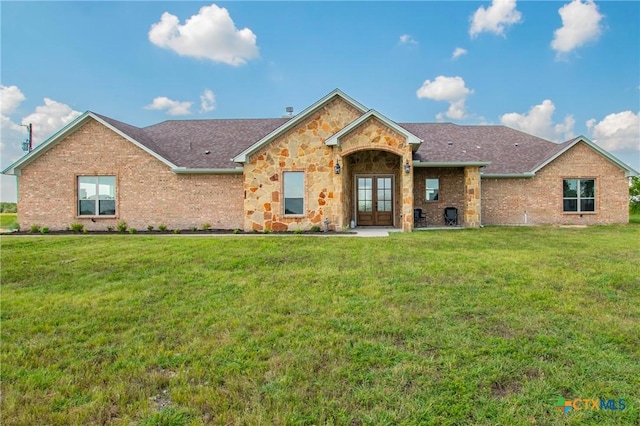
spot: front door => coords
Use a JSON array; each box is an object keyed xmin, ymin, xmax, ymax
[{"xmin": 356, "ymin": 175, "xmax": 393, "ymax": 226}]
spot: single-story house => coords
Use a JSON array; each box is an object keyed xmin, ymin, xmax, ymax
[{"xmin": 2, "ymin": 89, "xmax": 637, "ymax": 231}]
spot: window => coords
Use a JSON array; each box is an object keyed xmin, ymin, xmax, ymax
[
  {"xmin": 425, "ymin": 178, "xmax": 439, "ymax": 201},
  {"xmin": 563, "ymin": 179, "xmax": 595, "ymax": 212},
  {"xmin": 283, "ymin": 172, "xmax": 304, "ymax": 215},
  {"xmin": 78, "ymin": 176, "xmax": 116, "ymax": 216}
]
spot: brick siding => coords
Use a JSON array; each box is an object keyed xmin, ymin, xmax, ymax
[
  {"xmin": 481, "ymin": 142, "xmax": 629, "ymax": 225},
  {"xmin": 17, "ymin": 119, "xmax": 244, "ymax": 231}
]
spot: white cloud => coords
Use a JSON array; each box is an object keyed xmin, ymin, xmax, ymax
[
  {"xmin": 587, "ymin": 111, "xmax": 640, "ymax": 151},
  {"xmin": 1, "ymin": 85, "xmax": 26, "ymax": 115},
  {"xmin": 200, "ymin": 89, "xmax": 216, "ymax": 113},
  {"xmin": 399, "ymin": 34, "xmax": 417, "ymax": 45},
  {"xmin": 452, "ymin": 47, "xmax": 468, "ymax": 59},
  {"xmin": 149, "ymin": 3, "xmax": 259, "ymax": 66},
  {"xmin": 551, "ymin": 0, "xmax": 603, "ymax": 56},
  {"xmin": 145, "ymin": 97, "xmax": 192, "ymax": 116},
  {"xmin": 469, "ymin": 0, "xmax": 522, "ymax": 38},
  {"xmin": 21, "ymin": 98, "xmax": 82, "ymax": 144},
  {"xmin": 500, "ymin": 99, "xmax": 575, "ymax": 141},
  {"xmin": 416, "ymin": 76, "xmax": 473, "ymax": 120}
]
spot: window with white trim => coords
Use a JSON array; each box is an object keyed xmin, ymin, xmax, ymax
[
  {"xmin": 425, "ymin": 178, "xmax": 439, "ymax": 201},
  {"xmin": 78, "ymin": 176, "xmax": 116, "ymax": 216},
  {"xmin": 283, "ymin": 172, "xmax": 304, "ymax": 215},
  {"xmin": 563, "ymin": 179, "xmax": 595, "ymax": 212}
]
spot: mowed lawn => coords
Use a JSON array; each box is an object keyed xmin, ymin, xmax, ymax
[{"xmin": 1, "ymin": 226, "xmax": 639, "ymax": 425}]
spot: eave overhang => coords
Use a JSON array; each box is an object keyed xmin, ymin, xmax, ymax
[
  {"xmin": 172, "ymin": 167, "xmax": 243, "ymax": 174},
  {"xmin": 413, "ymin": 161, "xmax": 490, "ymax": 168}
]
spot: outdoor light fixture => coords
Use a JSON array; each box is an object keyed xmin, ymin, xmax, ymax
[
  {"xmin": 404, "ymin": 160, "xmax": 411, "ymax": 174},
  {"xmin": 334, "ymin": 159, "xmax": 341, "ymax": 174}
]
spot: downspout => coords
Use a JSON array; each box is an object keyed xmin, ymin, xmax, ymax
[{"xmin": 479, "ymin": 174, "xmax": 483, "ymax": 227}]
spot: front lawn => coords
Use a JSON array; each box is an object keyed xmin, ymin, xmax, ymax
[{"xmin": 1, "ymin": 226, "xmax": 638, "ymax": 425}]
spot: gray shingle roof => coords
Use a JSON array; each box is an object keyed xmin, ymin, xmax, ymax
[
  {"xmin": 400, "ymin": 123, "xmax": 566, "ymax": 174},
  {"xmin": 94, "ymin": 113, "xmax": 572, "ymax": 174}
]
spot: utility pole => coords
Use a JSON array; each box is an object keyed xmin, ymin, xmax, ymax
[{"xmin": 21, "ymin": 123, "xmax": 33, "ymax": 152}]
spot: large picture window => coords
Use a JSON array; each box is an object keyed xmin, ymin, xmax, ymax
[
  {"xmin": 283, "ymin": 172, "xmax": 304, "ymax": 215},
  {"xmin": 78, "ymin": 176, "xmax": 116, "ymax": 216},
  {"xmin": 563, "ymin": 179, "xmax": 595, "ymax": 212},
  {"xmin": 425, "ymin": 178, "xmax": 439, "ymax": 201}
]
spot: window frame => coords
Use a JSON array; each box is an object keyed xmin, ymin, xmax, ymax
[
  {"xmin": 283, "ymin": 171, "xmax": 305, "ymax": 216},
  {"xmin": 562, "ymin": 178, "xmax": 596, "ymax": 214},
  {"xmin": 425, "ymin": 178, "xmax": 440, "ymax": 202},
  {"xmin": 77, "ymin": 175, "xmax": 117, "ymax": 217}
]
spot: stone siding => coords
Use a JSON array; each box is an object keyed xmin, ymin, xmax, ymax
[
  {"xmin": 481, "ymin": 142, "xmax": 629, "ymax": 225},
  {"xmin": 17, "ymin": 119, "xmax": 244, "ymax": 231}
]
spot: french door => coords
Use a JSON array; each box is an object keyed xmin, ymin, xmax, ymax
[{"xmin": 356, "ymin": 175, "xmax": 393, "ymax": 226}]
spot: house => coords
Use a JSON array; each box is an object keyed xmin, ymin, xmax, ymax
[{"xmin": 2, "ymin": 89, "xmax": 637, "ymax": 232}]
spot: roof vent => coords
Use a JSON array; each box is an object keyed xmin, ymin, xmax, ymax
[
  {"xmin": 205, "ymin": 150, "xmax": 211, "ymax": 155},
  {"xmin": 514, "ymin": 143, "xmax": 519, "ymax": 147},
  {"xmin": 447, "ymin": 141, "xmax": 453, "ymax": 146}
]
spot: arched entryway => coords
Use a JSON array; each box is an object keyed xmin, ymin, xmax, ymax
[{"xmin": 341, "ymin": 149, "xmax": 403, "ymax": 227}]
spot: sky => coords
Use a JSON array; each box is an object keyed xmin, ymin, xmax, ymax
[{"xmin": 1, "ymin": 0, "xmax": 639, "ymax": 202}]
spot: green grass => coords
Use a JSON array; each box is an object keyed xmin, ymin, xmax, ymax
[
  {"xmin": 630, "ymin": 212, "xmax": 640, "ymax": 224},
  {"xmin": 1, "ymin": 212, "xmax": 18, "ymax": 228},
  {"xmin": 1, "ymin": 226, "xmax": 639, "ymax": 425}
]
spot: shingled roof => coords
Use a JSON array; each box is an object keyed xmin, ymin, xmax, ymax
[{"xmin": 401, "ymin": 122, "xmax": 570, "ymax": 174}]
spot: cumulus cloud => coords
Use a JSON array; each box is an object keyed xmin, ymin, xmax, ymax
[
  {"xmin": 148, "ymin": 3, "xmax": 259, "ymax": 66},
  {"xmin": 452, "ymin": 47, "xmax": 468, "ymax": 59},
  {"xmin": 551, "ymin": 0, "xmax": 603, "ymax": 56},
  {"xmin": 416, "ymin": 76, "xmax": 473, "ymax": 120},
  {"xmin": 145, "ymin": 97, "xmax": 192, "ymax": 116},
  {"xmin": 500, "ymin": 99, "xmax": 575, "ymax": 141},
  {"xmin": 21, "ymin": 98, "xmax": 82, "ymax": 143},
  {"xmin": 399, "ymin": 34, "xmax": 418, "ymax": 45},
  {"xmin": 200, "ymin": 89, "xmax": 216, "ymax": 113},
  {"xmin": 587, "ymin": 111, "xmax": 640, "ymax": 151},
  {"xmin": 1, "ymin": 85, "xmax": 26, "ymax": 115},
  {"xmin": 469, "ymin": 0, "xmax": 522, "ymax": 38}
]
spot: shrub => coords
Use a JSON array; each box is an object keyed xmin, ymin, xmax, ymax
[
  {"xmin": 189, "ymin": 226, "xmax": 198, "ymax": 232},
  {"xmin": 147, "ymin": 225, "xmax": 154, "ymax": 231},
  {"xmin": 310, "ymin": 225, "xmax": 322, "ymax": 232},
  {"xmin": 129, "ymin": 228, "xmax": 137, "ymax": 234},
  {"xmin": 294, "ymin": 228, "xmax": 303, "ymax": 234},
  {"xmin": 201, "ymin": 222, "xmax": 211, "ymax": 231},
  {"xmin": 106, "ymin": 226, "xmax": 114, "ymax": 232},
  {"xmin": 40, "ymin": 227, "xmax": 50, "ymax": 234},
  {"xmin": 263, "ymin": 228, "xmax": 273, "ymax": 234},
  {"xmin": 116, "ymin": 220, "xmax": 128, "ymax": 233},
  {"xmin": 29, "ymin": 224, "xmax": 41, "ymax": 234},
  {"xmin": 173, "ymin": 229, "xmax": 181, "ymax": 234},
  {"xmin": 158, "ymin": 224, "xmax": 167, "ymax": 232},
  {"xmin": 69, "ymin": 222, "xmax": 84, "ymax": 233},
  {"xmin": 233, "ymin": 228, "xmax": 241, "ymax": 234}
]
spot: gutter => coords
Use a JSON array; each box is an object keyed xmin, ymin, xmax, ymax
[
  {"xmin": 481, "ymin": 173, "xmax": 535, "ymax": 178},
  {"xmin": 413, "ymin": 161, "xmax": 491, "ymax": 168},
  {"xmin": 172, "ymin": 167, "xmax": 243, "ymax": 174}
]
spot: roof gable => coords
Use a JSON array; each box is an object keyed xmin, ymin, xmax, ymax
[
  {"xmin": 232, "ymin": 89, "xmax": 368, "ymax": 163},
  {"xmin": 325, "ymin": 110, "xmax": 422, "ymax": 150},
  {"xmin": 531, "ymin": 136, "xmax": 638, "ymax": 177},
  {"xmin": 2, "ymin": 112, "xmax": 179, "ymax": 175}
]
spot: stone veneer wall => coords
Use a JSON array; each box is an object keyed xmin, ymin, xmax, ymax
[
  {"xmin": 481, "ymin": 142, "xmax": 629, "ymax": 225},
  {"xmin": 413, "ymin": 167, "xmax": 465, "ymax": 226},
  {"xmin": 338, "ymin": 117, "xmax": 413, "ymax": 231},
  {"xmin": 243, "ymin": 97, "xmax": 362, "ymax": 231},
  {"xmin": 16, "ymin": 119, "xmax": 244, "ymax": 231},
  {"xmin": 463, "ymin": 166, "xmax": 481, "ymax": 228}
]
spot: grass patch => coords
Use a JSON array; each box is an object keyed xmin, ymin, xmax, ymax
[
  {"xmin": 1, "ymin": 212, "xmax": 18, "ymax": 228},
  {"xmin": 1, "ymin": 226, "xmax": 639, "ymax": 425},
  {"xmin": 629, "ymin": 212, "xmax": 640, "ymax": 224}
]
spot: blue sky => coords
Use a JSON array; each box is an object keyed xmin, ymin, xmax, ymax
[{"xmin": 1, "ymin": 0, "xmax": 638, "ymax": 202}]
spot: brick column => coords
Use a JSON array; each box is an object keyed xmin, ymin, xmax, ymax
[{"xmin": 464, "ymin": 166, "xmax": 481, "ymax": 228}]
